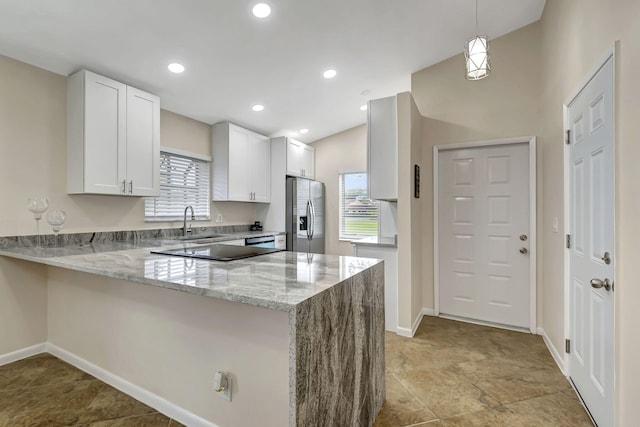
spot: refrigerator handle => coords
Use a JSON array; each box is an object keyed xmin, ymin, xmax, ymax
[
  {"xmin": 309, "ymin": 200, "xmax": 315, "ymax": 239},
  {"xmin": 306, "ymin": 200, "xmax": 312, "ymax": 240}
]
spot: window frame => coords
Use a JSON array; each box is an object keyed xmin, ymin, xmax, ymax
[
  {"xmin": 144, "ymin": 148, "xmax": 211, "ymax": 222},
  {"xmin": 338, "ymin": 172, "xmax": 380, "ymax": 241}
]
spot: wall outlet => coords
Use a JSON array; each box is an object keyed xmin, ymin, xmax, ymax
[
  {"xmin": 214, "ymin": 371, "xmax": 232, "ymax": 401},
  {"xmin": 215, "ymin": 214, "xmax": 223, "ymax": 223}
]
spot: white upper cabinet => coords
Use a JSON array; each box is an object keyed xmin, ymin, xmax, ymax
[
  {"xmin": 67, "ymin": 70, "xmax": 160, "ymax": 196},
  {"xmin": 285, "ymin": 138, "xmax": 315, "ymax": 179},
  {"xmin": 212, "ymin": 123, "xmax": 271, "ymax": 203},
  {"xmin": 367, "ymin": 96, "xmax": 397, "ymax": 200}
]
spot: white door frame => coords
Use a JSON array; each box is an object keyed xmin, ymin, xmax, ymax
[
  {"xmin": 563, "ymin": 44, "xmax": 616, "ymax": 403},
  {"xmin": 433, "ymin": 136, "xmax": 537, "ymax": 333}
]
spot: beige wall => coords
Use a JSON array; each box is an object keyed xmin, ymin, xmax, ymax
[
  {"xmin": 47, "ymin": 267, "xmax": 290, "ymax": 426},
  {"xmin": 0, "ymin": 53, "xmax": 256, "ymax": 238},
  {"xmin": 311, "ymin": 124, "xmax": 367, "ymax": 256},
  {"xmin": 411, "ymin": 22, "xmax": 543, "ymax": 323},
  {"xmin": 412, "ymin": 1, "xmax": 640, "ymax": 423},
  {"xmin": 539, "ymin": 1, "xmax": 640, "ymax": 424},
  {"xmin": 396, "ymin": 92, "xmax": 424, "ymax": 330},
  {"xmin": 0, "ymin": 258, "xmax": 47, "ymax": 356}
]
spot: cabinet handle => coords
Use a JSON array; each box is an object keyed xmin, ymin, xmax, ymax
[
  {"xmin": 122, "ymin": 180, "xmax": 126, "ymax": 193},
  {"xmin": 129, "ymin": 180, "xmax": 133, "ymax": 194}
]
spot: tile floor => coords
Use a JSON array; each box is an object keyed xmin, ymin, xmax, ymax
[
  {"xmin": 0, "ymin": 316, "xmax": 594, "ymax": 426},
  {"xmin": 0, "ymin": 353, "xmax": 183, "ymax": 426},
  {"xmin": 375, "ymin": 316, "xmax": 594, "ymax": 426}
]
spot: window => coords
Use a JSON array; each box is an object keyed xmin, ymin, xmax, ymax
[
  {"xmin": 339, "ymin": 172, "xmax": 379, "ymax": 240},
  {"xmin": 145, "ymin": 150, "xmax": 210, "ymax": 221}
]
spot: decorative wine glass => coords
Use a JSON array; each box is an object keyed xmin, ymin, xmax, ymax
[
  {"xmin": 27, "ymin": 197, "xmax": 49, "ymax": 247},
  {"xmin": 46, "ymin": 210, "xmax": 66, "ymax": 247}
]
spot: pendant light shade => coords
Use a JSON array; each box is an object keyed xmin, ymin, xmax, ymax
[{"xmin": 465, "ymin": 35, "xmax": 490, "ymax": 80}]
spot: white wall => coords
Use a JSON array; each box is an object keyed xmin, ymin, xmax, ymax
[
  {"xmin": 47, "ymin": 267, "xmax": 290, "ymax": 426},
  {"xmin": 310, "ymin": 125, "xmax": 367, "ymax": 256}
]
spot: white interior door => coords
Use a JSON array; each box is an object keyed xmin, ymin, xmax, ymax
[
  {"xmin": 568, "ymin": 55, "xmax": 614, "ymax": 427},
  {"xmin": 438, "ymin": 143, "xmax": 530, "ymax": 329}
]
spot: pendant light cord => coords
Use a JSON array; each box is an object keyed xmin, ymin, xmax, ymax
[{"xmin": 475, "ymin": 0, "xmax": 478, "ymax": 34}]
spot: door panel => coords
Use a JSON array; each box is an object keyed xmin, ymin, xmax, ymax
[
  {"xmin": 126, "ymin": 87, "xmax": 159, "ymax": 196},
  {"xmin": 439, "ymin": 143, "xmax": 530, "ymax": 328},
  {"xmin": 568, "ymin": 55, "xmax": 614, "ymax": 427},
  {"xmin": 227, "ymin": 127, "xmax": 251, "ymax": 201},
  {"xmin": 84, "ymin": 73, "xmax": 126, "ymax": 194}
]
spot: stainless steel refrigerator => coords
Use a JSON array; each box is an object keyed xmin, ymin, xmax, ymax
[{"xmin": 286, "ymin": 177, "xmax": 325, "ymax": 254}]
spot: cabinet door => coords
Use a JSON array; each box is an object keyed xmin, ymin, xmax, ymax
[
  {"xmin": 286, "ymin": 138, "xmax": 303, "ymax": 176},
  {"xmin": 83, "ymin": 72, "xmax": 127, "ymax": 194},
  {"xmin": 368, "ymin": 96, "xmax": 397, "ymax": 200},
  {"xmin": 126, "ymin": 87, "xmax": 160, "ymax": 196},
  {"xmin": 227, "ymin": 126, "xmax": 252, "ymax": 201},
  {"xmin": 251, "ymin": 135, "xmax": 271, "ymax": 202},
  {"xmin": 301, "ymin": 144, "xmax": 315, "ymax": 179}
]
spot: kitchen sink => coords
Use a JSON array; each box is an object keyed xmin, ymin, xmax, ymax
[{"xmin": 174, "ymin": 234, "xmax": 227, "ymax": 241}]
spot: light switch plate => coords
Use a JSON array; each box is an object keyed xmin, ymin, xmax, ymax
[{"xmin": 553, "ymin": 216, "xmax": 559, "ymax": 233}]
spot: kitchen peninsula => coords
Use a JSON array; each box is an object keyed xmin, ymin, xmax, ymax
[{"xmin": 0, "ymin": 230, "xmax": 385, "ymax": 427}]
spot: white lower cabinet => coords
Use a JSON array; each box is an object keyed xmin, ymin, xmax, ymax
[
  {"xmin": 212, "ymin": 123, "xmax": 271, "ymax": 203},
  {"xmin": 67, "ymin": 69, "xmax": 160, "ymax": 196},
  {"xmin": 353, "ymin": 243, "xmax": 398, "ymax": 332}
]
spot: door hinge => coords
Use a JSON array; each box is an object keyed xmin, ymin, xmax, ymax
[
  {"xmin": 566, "ymin": 234, "xmax": 571, "ymax": 249},
  {"xmin": 565, "ymin": 339, "xmax": 571, "ymax": 354},
  {"xmin": 565, "ymin": 129, "xmax": 571, "ymax": 145}
]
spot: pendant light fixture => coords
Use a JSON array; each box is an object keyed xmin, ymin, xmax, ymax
[{"xmin": 464, "ymin": 0, "xmax": 490, "ymax": 80}]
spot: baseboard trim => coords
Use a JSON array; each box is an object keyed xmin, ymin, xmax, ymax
[
  {"xmin": 397, "ymin": 308, "xmax": 433, "ymax": 337},
  {"xmin": 421, "ymin": 308, "xmax": 435, "ymax": 317},
  {"xmin": 0, "ymin": 343, "xmax": 47, "ymax": 367},
  {"xmin": 46, "ymin": 343, "xmax": 218, "ymax": 427},
  {"xmin": 536, "ymin": 327, "xmax": 568, "ymax": 375}
]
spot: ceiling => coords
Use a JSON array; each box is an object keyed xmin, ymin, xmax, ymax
[{"xmin": 0, "ymin": 0, "xmax": 545, "ymax": 143}]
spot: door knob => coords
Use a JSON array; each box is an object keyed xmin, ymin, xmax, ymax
[
  {"xmin": 590, "ymin": 278, "xmax": 612, "ymax": 291},
  {"xmin": 519, "ymin": 247, "xmax": 528, "ymax": 254},
  {"xmin": 520, "ymin": 234, "xmax": 528, "ymax": 241}
]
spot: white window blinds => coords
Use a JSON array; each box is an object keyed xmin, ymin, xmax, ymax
[
  {"xmin": 145, "ymin": 151, "xmax": 210, "ymax": 221},
  {"xmin": 339, "ymin": 172, "xmax": 379, "ymax": 240}
]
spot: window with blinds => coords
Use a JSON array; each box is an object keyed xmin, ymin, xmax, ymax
[
  {"xmin": 339, "ymin": 172, "xmax": 379, "ymax": 240},
  {"xmin": 145, "ymin": 151, "xmax": 211, "ymax": 221}
]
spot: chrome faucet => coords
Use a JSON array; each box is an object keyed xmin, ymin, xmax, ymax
[{"xmin": 183, "ymin": 206, "xmax": 195, "ymax": 236}]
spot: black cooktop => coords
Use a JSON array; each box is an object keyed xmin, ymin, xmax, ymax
[{"xmin": 151, "ymin": 244, "xmax": 284, "ymax": 262}]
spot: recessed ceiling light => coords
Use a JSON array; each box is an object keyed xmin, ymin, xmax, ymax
[
  {"xmin": 360, "ymin": 104, "xmax": 368, "ymax": 111},
  {"xmin": 323, "ymin": 69, "xmax": 337, "ymax": 79},
  {"xmin": 299, "ymin": 128, "xmax": 309, "ymax": 134},
  {"xmin": 168, "ymin": 63, "xmax": 185, "ymax": 73},
  {"xmin": 252, "ymin": 104, "xmax": 265, "ymax": 112},
  {"xmin": 252, "ymin": 3, "xmax": 271, "ymax": 18}
]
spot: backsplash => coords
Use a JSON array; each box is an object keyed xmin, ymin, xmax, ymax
[{"xmin": 0, "ymin": 225, "xmax": 252, "ymax": 249}]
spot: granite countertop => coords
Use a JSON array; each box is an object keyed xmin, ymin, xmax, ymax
[
  {"xmin": 351, "ymin": 235, "xmax": 397, "ymax": 248},
  {"xmin": 0, "ymin": 230, "xmax": 380, "ymax": 313}
]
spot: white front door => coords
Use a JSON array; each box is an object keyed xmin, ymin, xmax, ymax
[
  {"xmin": 568, "ymin": 55, "xmax": 615, "ymax": 427},
  {"xmin": 438, "ymin": 143, "xmax": 531, "ymax": 329}
]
